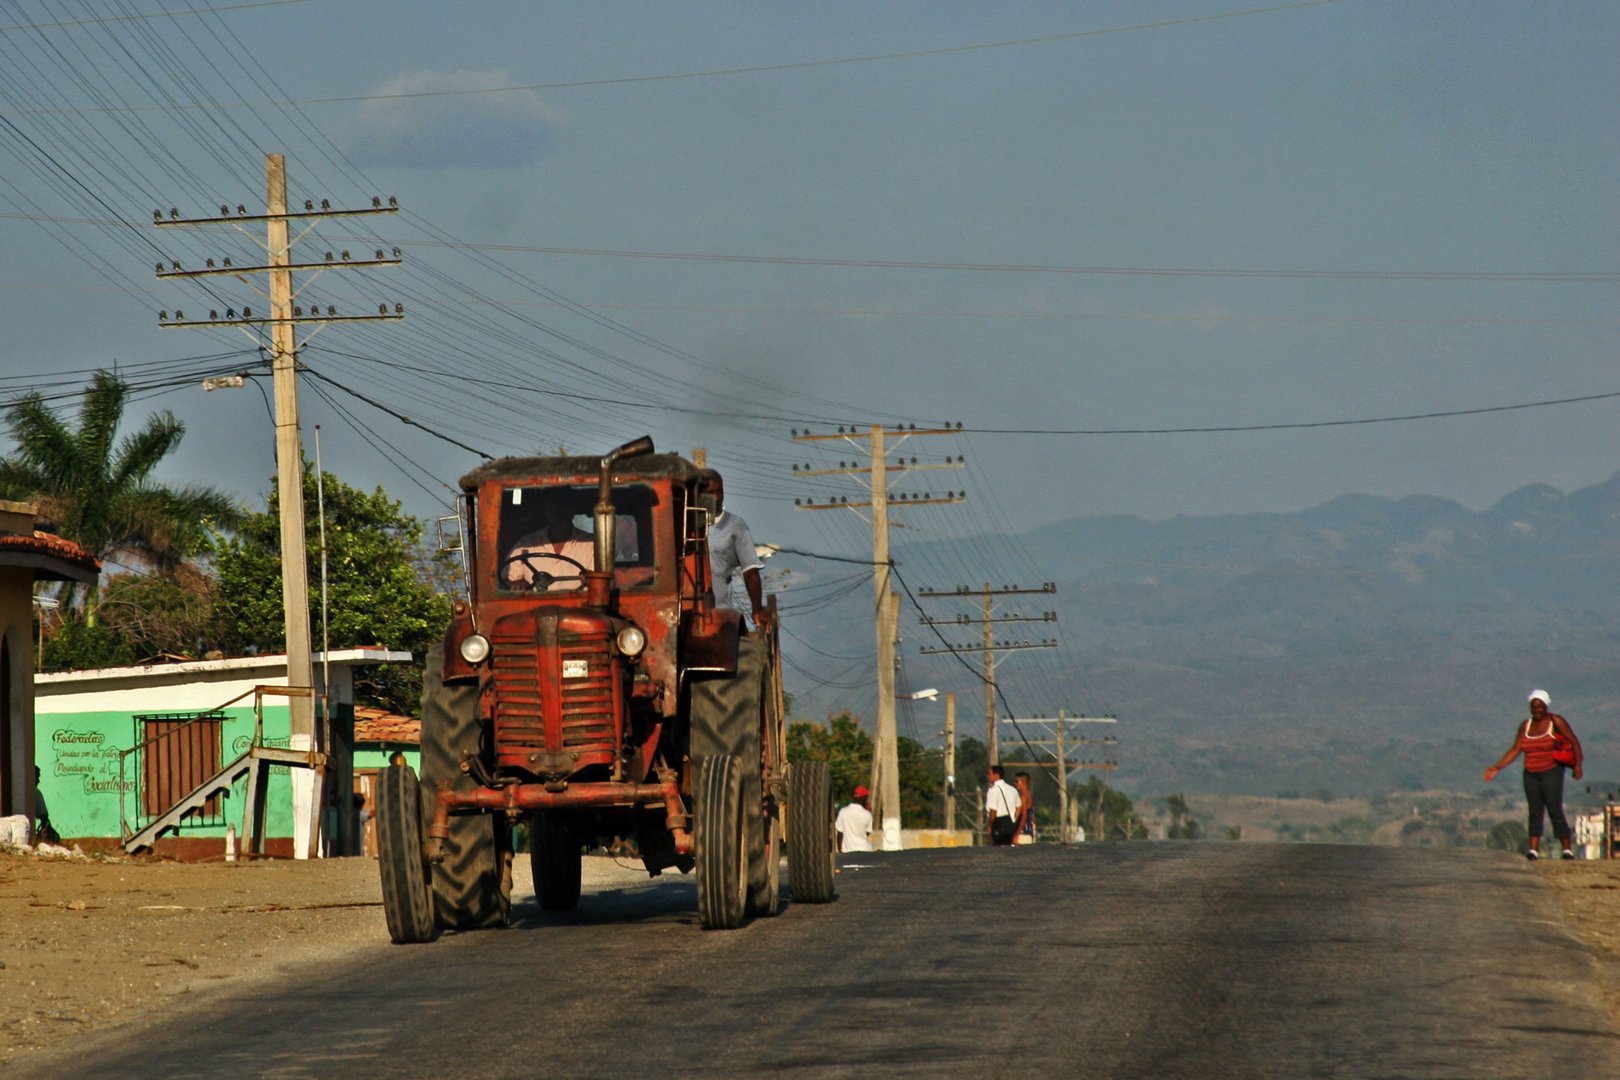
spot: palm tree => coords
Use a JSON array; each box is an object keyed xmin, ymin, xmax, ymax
[{"xmin": 0, "ymin": 370, "xmax": 241, "ymax": 611}]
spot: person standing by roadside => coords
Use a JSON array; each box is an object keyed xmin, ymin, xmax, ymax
[
  {"xmin": 1484, "ymin": 689, "xmax": 1584, "ymax": 860},
  {"xmin": 1014, "ymin": 771, "xmax": 1036, "ymax": 845},
  {"xmin": 835, "ymin": 785, "xmax": 873, "ymax": 853},
  {"xmin": 986, "ymin": 765, "xmax": 1022, "ymax": 847}
]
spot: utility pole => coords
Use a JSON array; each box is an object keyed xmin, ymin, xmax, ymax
[
  {"xmin": 916, "ymin": 583, "xmax": 1057, "ymax": 764},
  {"xmin": 999, "ymin": 712, "xmax": 1118, "ymax": 842},
  {"xmin": 156, "ymin": 154, "xmax": 401, "ymax": 858},
  {"xmin": 943, "ymin": 690, "xmax": 956, "ymax": 832},
  {"xmin": 792, "ymin": 423, "xmax": 964, "ymax": 850}
]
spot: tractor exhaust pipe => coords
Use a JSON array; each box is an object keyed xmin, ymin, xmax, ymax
[{"xmin": 588, "ymin": 436, "xmax": 655, "ymax": 606}]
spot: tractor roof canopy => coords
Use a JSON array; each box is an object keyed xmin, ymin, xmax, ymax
[{"xmin": 460, "ymin": 453, "xmax": 702, "ymax": 493}]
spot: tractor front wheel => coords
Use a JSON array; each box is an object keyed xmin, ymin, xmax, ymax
[
  {"xmin": 376, "ymin": 763, "xmax": 438, "ymax": 944},
  {"xmin": 695, "ymin": 754, "xmax": 747, "ymax": 930},
  {"xmin": 530, "ymin": 812, "xmax": 582, "ymax": 911}
]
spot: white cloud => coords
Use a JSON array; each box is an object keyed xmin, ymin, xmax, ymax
[{"xmin": 349, "ymin": 69, "xmax": 565, "ymax": 169}]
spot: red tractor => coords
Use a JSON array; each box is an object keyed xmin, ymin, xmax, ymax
[{"xmin": 375, "ymin": 437, "xmax": 837, "ymax": 942}]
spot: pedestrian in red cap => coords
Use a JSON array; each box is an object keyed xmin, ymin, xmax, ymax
[{"xmin": 835, "ymin": 785, "xmax": 873, "ymax": 853}]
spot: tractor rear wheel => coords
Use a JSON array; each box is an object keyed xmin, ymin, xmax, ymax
[
  {"xmin": 419, "ymin": 645, "xmax": 510, "ymax": 931},
  {"xmin": 787, "ymin": 759, "xmax": 836, "ymax": 904},
  {"xmin": 690, "ymin": 636, "xmax": 778, "ymax": 916},
  {"xmin": 376, "ymin": 763, "xmax": 438, "ymax": 944},
  {"xmin": 530, "ymin": 812, "xmax": 582, "ymax": 911},
  {"xmin": 695, "ymin": 754, "xmax": 747, "ymax": 929}
]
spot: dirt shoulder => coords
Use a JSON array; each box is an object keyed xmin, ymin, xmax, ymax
[
  {"xmin": 1534, "ymin": 856, "xmax": 1620, "ymax": 1023},
  {"xmin": 0, "ymin": 847, "xmax": 654, "ymax": 1067}
]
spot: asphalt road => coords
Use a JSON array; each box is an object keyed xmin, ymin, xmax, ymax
[{"xmin": 15, "ymin": 843, "xmax": 1620, "ymax": 1078}]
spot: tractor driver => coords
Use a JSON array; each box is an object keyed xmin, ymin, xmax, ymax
[
  {"xmin": 504, "ymin": 496, "xmax": 594, "ymax": 592},
  {"xmin": 698, "ymin": 469, "xmax": 772, "ymax": 631}
]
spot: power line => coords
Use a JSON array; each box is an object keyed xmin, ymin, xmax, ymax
[
  {"xmin": 0, "ymin": 1, "xmax": 315, "ymax": 36},
  {"xmin": 380, "ymin": 240, "xmax": 1620, "ymax": 284},
  {"xmin": 959, "ymin": 389, "xmax": 1620, "ymax": 435},
  {"xmin": 0, "ymin": 1, "xmax": 1342, "ymax": 115}
]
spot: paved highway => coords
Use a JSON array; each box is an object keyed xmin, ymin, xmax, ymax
[{"xmin": 16, "ymin": 843, "xmax": 1620, "ymax": 1078}]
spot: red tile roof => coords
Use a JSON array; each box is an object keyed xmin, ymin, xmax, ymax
[
  {"xmin": 0, "ymin": 531, "xmax": 100, "ymax": 575},
  {"xmin": 353, "ymin": 705, "xmax": 420, "ymax": 745}
]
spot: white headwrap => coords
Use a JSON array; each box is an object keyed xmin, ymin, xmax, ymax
[{"xmin": 1528, "ymin": 689, "xmax": 1550, "ymax": 707}]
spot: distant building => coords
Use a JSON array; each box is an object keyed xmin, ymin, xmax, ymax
[{"xmin": 35, "ymin": 648, "xmax": 411, "ymax": 859}]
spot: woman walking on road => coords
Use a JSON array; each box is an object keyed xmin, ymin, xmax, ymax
[{"xmin": 1484, "ymin": 689, "xmax": 1584, "ymax": 860}]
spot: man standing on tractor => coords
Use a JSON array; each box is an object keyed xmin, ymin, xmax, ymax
[{"xmin": 699, "ymin": 469, "xmax": 772, "ymax": 631}]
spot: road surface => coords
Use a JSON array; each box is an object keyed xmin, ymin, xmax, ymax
[{"xmin": 14, "ymin": 843, "xmax": 1619, "ymax": 1078}]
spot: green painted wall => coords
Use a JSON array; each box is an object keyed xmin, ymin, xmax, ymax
[{"xmin": 37, "ymin": 705, "xmax": 295, "ymax": 840}]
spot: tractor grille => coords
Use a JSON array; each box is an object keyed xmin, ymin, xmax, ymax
[
  {"xmin": 488, "ymin": 622, "xmax": 619, "ymax": 773},
  {"xmin": 491, "ymin": 634, "xmax": 545, "ymax": 753},
  {"xmin": 559, "ymin": 629, "xmax": 616, "ymax": 753}
]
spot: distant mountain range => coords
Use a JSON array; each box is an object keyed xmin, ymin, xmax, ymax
[{"xmin": 778, "ymin": 472, "xmax": 1620, "ymax": 798}]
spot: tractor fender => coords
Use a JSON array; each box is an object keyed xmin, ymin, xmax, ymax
[{"xmin": 681, "ymin": 607, "xmax": 743, "ymax": 676}]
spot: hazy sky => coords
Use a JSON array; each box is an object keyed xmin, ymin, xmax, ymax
[{"xmin": 1, "ymin": 1, "xmax": 1615, "ymax": 714}]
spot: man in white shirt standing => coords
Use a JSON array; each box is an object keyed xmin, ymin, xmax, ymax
[
  {"xmin": 986, "ymin": 764, "xmax": 1022, "ymax": 847},
  {"xmin": 835, "ymin": 785, "xmax": 873, "ymax": 853},
  {"xmin": 699, "ymin": 470, "xmax": 772, "ymax": 631}
]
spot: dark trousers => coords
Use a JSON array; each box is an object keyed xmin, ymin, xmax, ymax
[{"xmin": 1523, "ymin": 767, "xmax": 1571, "ymax": 842}]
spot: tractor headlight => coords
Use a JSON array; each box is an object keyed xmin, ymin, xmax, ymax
[
  {"xmin": 459, "ymin": 633, "xmax": 491, "ymax": 664},
  {"xmin": 615, "ymin": 625, "xmax": 647, "ymax": 659}
]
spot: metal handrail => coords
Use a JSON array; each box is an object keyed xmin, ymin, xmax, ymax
[{"xmin": 116, "ymin": 684, "xmax": 325, "ymax": 843}]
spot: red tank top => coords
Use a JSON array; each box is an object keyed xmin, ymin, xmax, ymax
[{"xmin": 1517, "ymin": 716, "xmax": 1566, "ymax": 773}]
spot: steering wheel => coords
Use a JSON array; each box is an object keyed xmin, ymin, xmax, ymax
[{"xmin": 500, "ymin": 549, "xmax": 588, "ymax": 591}]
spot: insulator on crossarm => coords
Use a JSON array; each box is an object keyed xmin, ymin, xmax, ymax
[
  {"xmin": 321, "ymin": 199, "xmax": 330, "ymax": 210},
  {"xmin": 220, "ymin": 205, "xmax": 229, "ymax": 216},
  {"xmin": 378, "ymin": 304, "xmax": 388, "ymax": 315},
  {"xmin": 372, "ymin": 196, "xmax": 381, "ymax": 208},
  {"xmin": 205, "ymin": 258, "xmax": 215, "ymax": 268},
  {"xmin": 152, "ymin": 210, "xmax": 162, "ymax": 222},
  {"xmin": 242, "ymin": 307, "xmax": 251, "ymax": 318},
  {"xmin": 394, "ymin": 303, "xmax": 403, "ymax": 314},
  {"xmin": 303, "ymin": 200, "xmax": 313, "ymax": 211}
]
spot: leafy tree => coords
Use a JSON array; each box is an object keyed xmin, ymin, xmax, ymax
[
  {"xmin": 1072, "ymin": 775, "xmax": 1146, "ymax": 841},
  {"xmin": 0, "ymin": 370, "xmax": 239, "ymax": 613},
  {"xmin": 211, "ymin": 467, "xmax": 454, "ymax": 714},
  {"xmin": 95, "ymin": 569, "xmax": 227, "ymax": 661},
  {"xmin": 788, "ymin": 713, "xmax": 872, "ymax": 804},
  {"xmin": 1165, "ymin": 792, "xmax": 1202, "ymax": 840},
  {"xmin": 1485, "ymin": 819, "xmax": 1528, "ymax": 852},
  {"xmin": 786, "ymin": 713, "xmax": 943, "ymax": 827}
]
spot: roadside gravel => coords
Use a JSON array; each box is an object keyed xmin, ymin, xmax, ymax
[{"xmin": 0, "ymin": 848, "xmax": 655, "ymax": 1066}]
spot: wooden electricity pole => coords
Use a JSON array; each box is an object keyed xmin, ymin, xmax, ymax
[
  {"xmin": 156, "ymin": 154, "xmax": 401, "ymax": 857},
  {"xmin": 944, "ymin": 690, "xmax": 957, "ymax": 832},
  {"xmin": 791, "ymin": 423, "xmax": 964, "ymax": 850},
  {"xmin": 917, "ymin": 583, "xmax": 1057, "ymax": 765}
]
